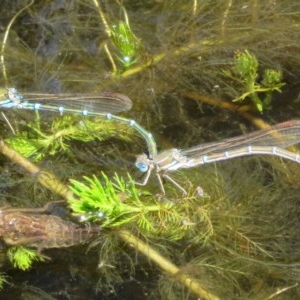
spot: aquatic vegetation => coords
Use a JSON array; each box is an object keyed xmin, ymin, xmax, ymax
[
  {"xmin": 110, "ymin": 21, "xmax": 141, "ymax": 69},
  {"xmin": 5, "ymin": 114, "xmax": 135, "ymax": 161},
  {"xmin": 7, "ymin": 246, "xmax": 45, "ymax": 271},
  {"xmin": 69, "ymin": 172, "xmax": 213, "ymax": 242},
  {"xmin": 0, "ymin": 0, "xmax": 300, "ymax": 299},
  {"xmin": 228, "ymin": 50, "xmax": 285, "ymax": 112},
  {"xmin": 0, "ymin": 274, "xmax": 8, "ymax": 291}
]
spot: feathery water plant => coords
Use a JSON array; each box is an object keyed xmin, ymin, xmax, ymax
[
  {"xmin": 5, "ymin": 114, "xmax": 135, "ymax": 161},
  {"xmin": 228, "ymin": 50, "xmax": 285, "ymax": 112},
  {"xmin": 7, "ymin": 246, "xmax": 45, "ymax": 271},
  {"xmin": 69, "ymin": 172, "xmax": 213, "ymax": 242}
]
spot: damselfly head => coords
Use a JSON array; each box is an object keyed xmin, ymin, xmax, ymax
[
  {"xmin": 8, "ymin": 88, "xmax": 23, "ymax": 104},
  {"xmin": 135, "ymin": 153, "xmax": 150, "ymax": 172}
]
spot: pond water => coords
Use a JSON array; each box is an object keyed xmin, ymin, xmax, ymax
[{"xmin": 0, "ymin": 1, "xmax": 300, "ymax": 299}]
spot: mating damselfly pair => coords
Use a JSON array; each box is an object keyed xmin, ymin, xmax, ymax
[{"xmin": 1, "ymin": 87, "xmax": 300, "ymax": 195}]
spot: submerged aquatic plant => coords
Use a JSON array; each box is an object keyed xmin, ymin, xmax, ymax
[
  {"xmin": 0, "ymin": 273, "xmax": 8, "ymax": 291},
  {"xmin": 110, "ymin": 21, "xmax": 141, "ymax": 69},
  {"xmin": 69, "ymin": 172, "xmax": 213, "ymax": 242},
  {"xmin": 229, "ymin": 50, "xmax": 284, "ymax": 112},
  {"xmin": 5, "ymin": 114, "xmax": 135, "ymax": 161},
  {"xmin": 7, "ymin": 246, "xmax": 45, "ymax": 271},
  {"xmin": 1, "ymin": 0, "xmax": 300, "ymax": 298}
]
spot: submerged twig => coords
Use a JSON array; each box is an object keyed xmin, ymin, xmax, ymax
[
  {"xmin": 183, "ymin": 91, "xmax": 269, "ymax": 130},
  {"xmin": 0, "ymin": 139, "xmax": 73, "ymax": 200},
  {"xmin": 118, "ymin": 229, "xmax": 220, "ymax": 300},
  {"xmin": 264, "ymin": 283, "xmax": 298, "ymax": 300},
  {"xmin": 119, "ymin": 40, "xmax": 221, "ymax": 78}
]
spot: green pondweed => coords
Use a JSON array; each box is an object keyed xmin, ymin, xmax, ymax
[
  {"xmin": 0, "ymin": 273, "xmax": 8, "ymax": 291},
  {"xmin": 110, "ymin": 21, "xmax": 141, "ymax": 69},
  {"xmin": 227, "ymin": 50, "xmax": 285, "ymax": 112},
  {"xmin": 69, "ymin": 172, "xmax": 213, "ymax": 242},
  {"xmin": 7, "ymin": 246, "xmax": 45, "ymax": 271},
  {"xmin": 5, "ymin": 114, "xmax": 135, "ymax": 161}
]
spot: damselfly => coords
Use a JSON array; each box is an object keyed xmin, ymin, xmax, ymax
[
  {"xmin": 0, "ymin": 88, "xmax": 157, "ymax": 158},
  {"xmin": 135, "ymin": 120, "xmax": 300, "ymax": 195}
]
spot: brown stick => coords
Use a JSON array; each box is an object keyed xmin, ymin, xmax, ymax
[
  {"xmin": 0, "ymin": 139, "xmax": 74, "ymax": 200},
  {"xmin": 119, "ymin": 229, "xmax": 220, "ymax": 300}
]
